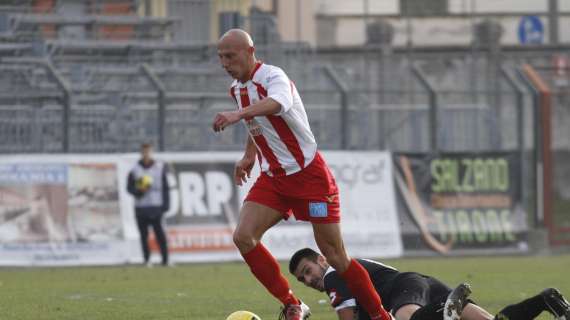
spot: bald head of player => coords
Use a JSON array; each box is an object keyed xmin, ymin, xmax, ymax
[{"xmin": 217, "ymin": 29, "xmax": 257, "ymax": 83}]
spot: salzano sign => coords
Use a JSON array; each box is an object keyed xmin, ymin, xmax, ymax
[{"xmin": 393, "ymin": 152, "xmax": 529, "ymax": 255}]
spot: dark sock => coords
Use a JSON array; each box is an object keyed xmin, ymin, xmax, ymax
[
  {"xmin": 494, "ymin": 294, "xmax": 545, "ymax": 320},
  {"xmin": 410, "ymin": 301, "xmax": 445, "ymax": 320}
]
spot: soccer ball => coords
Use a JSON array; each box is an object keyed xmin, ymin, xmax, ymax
[
  {"xmin": 136, "ymin": 175, "xmax": 153, "ymax": 190},
  {"xmin": 225, "ymin": 310, "xmax": 261, "ymax": 320}
]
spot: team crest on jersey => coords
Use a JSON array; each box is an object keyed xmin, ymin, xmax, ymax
[
  {"xmin": 246, "ymin": 119, "xmax": 263, "ymax": 136},
  {"xmin": 325, "ymin": 194, "xmax": 337, "ymax": 204},
  {"xmin": 309, "ymin": 202, "xmax": 328, "ymax": 217}
]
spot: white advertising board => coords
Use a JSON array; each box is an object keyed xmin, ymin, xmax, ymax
[
  {"xmin": 147, "ymin": 151, "xmax": 402, "ymax": 262},
  {"xmin": 0, "ymin": 155, "xmax": 133, "ymax": 266},
  {"xmin": 0, "ymin": 151, "xmax": 402, "ymax": 266}
]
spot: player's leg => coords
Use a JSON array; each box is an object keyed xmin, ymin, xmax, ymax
[
  {"xmin": 394, "ymin": 305, "xmax": 420, "ymax": 320},
  {"xmin": 389, "ymin": 277, "xmax": 490, "ymax": 320},
  {"xmin": 233, "ymin": 201, "xmax": 282, "ymax": 253},
  {"xmin": 392, "ymin": 273, "xmax": 437, "ymax": 320},
  {"xmin": 234, "ymin": 201, "xmax": 301, "ymax": 307},
  {"xmin": 237, "ymin": 173, "xmax": 309, "ymax": 320},
  {"xmin": 149, "ymin": 214, "xmax": 169, "ymax": 266},
  {"xmin": 541, "ymin": 288, "xmax": 570, "ymax": 319},
  {"xmin": 405, "ymin": 301, "xmax": 487, "ymax": 320},
  {"xmin": 406, "ymin": 302, "xmax": 492, "ymax": 320},
  {"xmin": 135, "ymin": 213, "xmax": 151, "ymax": 264},
  {"xmin": 494, "ymin": 288, "xmax": 570, "ymax": 320},
  {"xmin": 460, "ymin": 304, "xmax": 493, "ymax": 320},
  {"xmin": 312, "ymin": 222, "xmax": 391, "ymax": 320},
  {"xmin": 405, "ymin": 301, "xmax": 491, "ymax": 319},
  {"xmin": 391, "ymin": 272, "xmax": 446, "ymax": 320}
]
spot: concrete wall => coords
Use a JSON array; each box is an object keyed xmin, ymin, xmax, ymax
[{"xmin": 316, "ymin": 15, "xmax": 570, "ymax": 47}]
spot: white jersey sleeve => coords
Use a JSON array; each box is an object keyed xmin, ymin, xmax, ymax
[{"xmin": 264, "ymin": 67, "xmax": 293, "ymax": 115}]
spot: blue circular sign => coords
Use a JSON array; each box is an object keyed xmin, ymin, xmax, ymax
[{"xmin": 518, "ymin": 16, "xmax": 544, "ymax": 44}]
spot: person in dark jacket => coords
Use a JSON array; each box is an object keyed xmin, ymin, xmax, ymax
[{"xmin": 127, "ymin": 143, "xmax": 170, "ymax": 267}]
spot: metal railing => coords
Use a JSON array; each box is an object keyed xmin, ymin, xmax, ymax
[{"xmin": 0, "ymin": 54, "xmax": 538, "ymax": 154}]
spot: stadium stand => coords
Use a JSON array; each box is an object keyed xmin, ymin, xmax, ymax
[
  {"xmin": 0, "ymin": 0, "xmax": 568, "ymax": 158},
  {"xmin": 3, "ymin": 14, "xmax": 176, "ymax": 41}
]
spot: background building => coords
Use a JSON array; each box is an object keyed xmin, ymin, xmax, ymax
[{"xmin": 159, "ymin": 0, "xmax": 570, "ymax": 47}]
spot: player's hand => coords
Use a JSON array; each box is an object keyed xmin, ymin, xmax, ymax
[
  {"xmin": 234, "ymin": 156, "xmax": 255, "ymax": 186},
  {"xmin": 212, "ymin": 111, "xmax": 241, "ymax": 132},
  {"xmin": 137, "ymin": 184, "xmax": 150, "ymax": 193}
]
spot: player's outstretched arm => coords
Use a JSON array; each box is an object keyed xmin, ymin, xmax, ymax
[
  {"xmin": 212, "ymin": 98, "xmax": 282, "ymax": 132},
  {"xmin": 212, "ymin": 110, "xmax": 240, "ymax": 132},
  {"xmin": 239, "ymin": 97, "xmax": 282, "ymax": 118}
]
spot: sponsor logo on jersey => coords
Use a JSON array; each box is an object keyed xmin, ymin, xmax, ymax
[
  {"xmin": 325, "ymin": 194, "xmax": 337, "ymax": 204},
  {"xmin": 246, "ymin": 119, "xmax": 263, "ymax": 136}
]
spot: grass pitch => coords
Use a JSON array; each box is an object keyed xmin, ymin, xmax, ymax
[{"xmin": 1, "ymin": 255, "xmax": 569, "ymax": 320}]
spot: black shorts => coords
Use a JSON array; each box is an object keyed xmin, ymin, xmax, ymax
[{"xmin": 385, "ymin": 272, "xmax": 451, "ymax": 314}]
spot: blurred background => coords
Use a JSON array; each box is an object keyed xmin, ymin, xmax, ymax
[{"xmin": 0, "ymin": 0, "xmax": 569, "ymax": 266}]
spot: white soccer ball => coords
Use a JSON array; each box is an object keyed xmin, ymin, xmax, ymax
[{"xmin": 225, "ymin": 310, "xmax": 261, "ymax": 320}]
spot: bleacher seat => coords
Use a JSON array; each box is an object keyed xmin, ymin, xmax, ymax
[{"xmin": 3, "ymin": 13, "xmax": 177, "ymax": 41}]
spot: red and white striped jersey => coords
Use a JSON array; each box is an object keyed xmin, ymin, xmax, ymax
[{"xmin": 229, "ymin": 62, "xmax": 317, "ymax": 177}]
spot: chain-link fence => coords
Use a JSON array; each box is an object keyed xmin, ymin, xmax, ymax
[{"xmin": 0, "ymin": 49, "xmax": 546, "ymax": 154}]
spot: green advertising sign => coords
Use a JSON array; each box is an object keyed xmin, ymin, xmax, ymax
[{"xmin": 394, "ymin": 152, "xmax": 528, "ymax": 255}]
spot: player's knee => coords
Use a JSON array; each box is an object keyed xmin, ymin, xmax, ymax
[
  {"xmin": 409, "ymin": 308, "xmax": 437, "ymax": 320},
  {"xmin": 463, "ymin": 303, "xmax": 494, "ymax": 320},
  {"xmin": 409, "ymin": 311, "xmax": 421, "ymax": 320},
  {"xmin": 232, "ymin": 229, "xmax": 257, "ymax": 252},
  {"xmin": 396, "ymin": 304, "xmax": 421, "ymax": 320}
]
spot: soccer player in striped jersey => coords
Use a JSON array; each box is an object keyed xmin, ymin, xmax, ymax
[
  {"xmin": 289, "ymin": 248, "xmax": 570, "ymax": 320},
  {"xmin": 212, "ymin": 29, "xmax": 391, "ymax": 320}
]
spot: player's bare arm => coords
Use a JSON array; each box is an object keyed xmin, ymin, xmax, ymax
[
  {"xmin": 234, "ymin": 136, "xmax": 256, "ymax": 186},
  {"xmin": 212, "ymin": 97, "xmax": 282, "ymax": 132}
]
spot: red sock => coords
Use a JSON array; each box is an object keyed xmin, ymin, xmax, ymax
[
  {"xmin": 242, "ymin": 243, "xmax": 299, "ymax": 306},
  {"xmin": 339, "ymin": 259, "xmax": 390, "ymax": 320}
]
